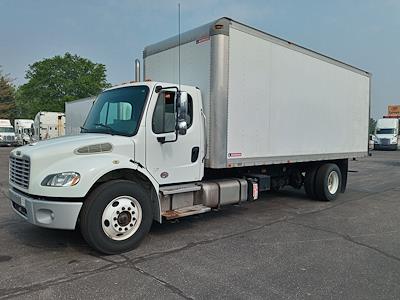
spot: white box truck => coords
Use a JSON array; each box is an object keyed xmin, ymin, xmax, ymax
[
  {"xmin": 8, "ymin": 18, "xmax": 370, "ymax": 254},
  {"xmin": 0, "ymin": 119, "xmax": 17, "ymax": 146},
  {"xmin": 32, "ymin": 111, "xmax": 65, "ymax": 141},
  {"xmin": 65, "ymin": 97, "xmax": 95, "ymax": 136},
  {"xmin": 14, "ymin": 119, "xmax": 34, "ymax": 145},
  {"xmin": 374, "ymin": 118, "xmax": 399, "ymax": 150}
]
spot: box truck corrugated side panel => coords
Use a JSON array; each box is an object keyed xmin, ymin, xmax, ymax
[
  {"xmin": 226, "ymin": 25, "xmax": 370, "ymax": 166},
  {"xmin": 144, "ymin": 18, "xmax": 370, "ymax": 169}
]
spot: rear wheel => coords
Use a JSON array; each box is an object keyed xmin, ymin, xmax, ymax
[
  {"xmin": 315, "ymin": 163, "xmax": 342, "ymax": 201},
  {"xmin": 80, "ymin": 180, "xmax": 153, "ymax": 254},
  {"xmin": 304, "ymin": 165, "xmax": 319, "ymax": 199}
]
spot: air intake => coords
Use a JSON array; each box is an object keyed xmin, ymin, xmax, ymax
[{"xmin": 75, "ymin": 143, "xmax": 113, "ymax": 154}]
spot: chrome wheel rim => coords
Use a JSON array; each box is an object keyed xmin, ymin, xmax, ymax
[
  {"xmin": 101, "ymin": 196, "xmax": 142, "ymax": 241},
  {"xmin": 327, "ymin": 171, "xmax": 339, "ymax": 194}
]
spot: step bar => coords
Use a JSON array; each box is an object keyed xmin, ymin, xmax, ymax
[
  {"xmin": 161, "ymin": 205, "xmax": 211, "ymax": 220},
  {"xmin": 159, "ymin": 183, "xmax": 201, "ymax": 195}
]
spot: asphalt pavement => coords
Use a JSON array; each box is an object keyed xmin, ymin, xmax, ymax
[{"xmin": 0, "ymin": 147, "xmax": 400, "ymax": 299}]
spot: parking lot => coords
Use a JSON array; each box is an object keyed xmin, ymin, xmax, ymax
[{"xmin": 0, "ymin": 147, "xmax": 399, "ymax": 299}]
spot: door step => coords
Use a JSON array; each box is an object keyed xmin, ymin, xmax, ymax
[
  {"xmin": 161, "ymin": 205, "xmax": 211, "ymax": 220},
  {"xmin": 159, "ymin": 183, "xmax": 201, "ymax": 195}
]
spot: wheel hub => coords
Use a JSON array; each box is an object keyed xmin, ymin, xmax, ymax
[
  {"xmin": 117, "ymin": 211, "xmax": 132, "ymax": 227},
  {"xmin": 101, "ymin": 196, "xmax": 143, "ymax": 241},
  {"xmin": 327, "ymin": 170, "xmax": 339, "ymax": 194}
]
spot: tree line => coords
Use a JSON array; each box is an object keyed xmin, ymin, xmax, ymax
[{"xmin": 0, "ymin": 53, "xmax": 110, "ymax": 120}]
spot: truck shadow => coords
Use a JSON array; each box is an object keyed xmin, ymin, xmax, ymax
[
  {"xmin": 5, "ymin": 222, "xmax": 89, "ymax": 251},
  {"xmin": 150, "ymin": 188, "xmax": 314, "ymax": 235},
  {"xmin": 5, "ymin": 188, "xmax": 321, "ymax": 254}
]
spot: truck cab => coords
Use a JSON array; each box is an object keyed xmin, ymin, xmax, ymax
[
  {"xmin": 374, "ymin": 118, "xmax": 399, "ymax": 150},
  {"xmin": 9, "ymin": 82, "xmax": 205, "ymax": 253},
  {"xmin": 14, "ymin": 119, "xmax": 34, "ymax": 145},
  {"xmin": 0, "ymin": 119, "xmax": 16, "ymax": 146}
]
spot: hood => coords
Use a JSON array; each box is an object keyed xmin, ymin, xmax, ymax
[
  {"xmin": 9, "ymin": 133, "xmax": 138, "ymax": 197},
  {"xmin": 11, "ymin": 133, "xmax": 135, "ymax": 162}
]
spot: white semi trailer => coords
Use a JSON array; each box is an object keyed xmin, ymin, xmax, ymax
[
  {"xmin": 32, "ymin": 111, "xmax": 65, "ymax": 141},
  {"xmin": 8, "ymin": 18, "xmax": 370, "ymax": 254},
  {"xmin": 65, "ymin": 97, "xmax": 95, "ymax": 136}
]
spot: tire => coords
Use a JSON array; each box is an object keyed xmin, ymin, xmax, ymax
[
  {"xmin": 80, "ymin": 179, "xmax": 153, "ymax": 254},
  {"xmin": 304, "ymin": 166, "xmax": 319, "ymax": 199},
  {"xmin": 315, "ymin": 163, "xmax": 342, "ymax": 201}
]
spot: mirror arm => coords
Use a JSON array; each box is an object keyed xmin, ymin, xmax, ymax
[
  {"xmin": 157, "ymin": 132, "xmax": 178, "ymax": 144},
  {"xmin": 155, "ymin": 85, "xmax": 179, "ymax": 93}
]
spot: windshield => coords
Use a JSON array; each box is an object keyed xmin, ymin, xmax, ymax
[
  {"xmin": 0, "ymin": 127, "xmax": 14, "ymax": 133},
  {"xmin": 82, "ymin": 86, "xmax": 149, "ymax": 136},
  {"xmin": 376, "ymin": 128, "xmax": 395, "ymax": 135}
]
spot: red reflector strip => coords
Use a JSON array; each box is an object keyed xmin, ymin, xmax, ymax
[{"xmin": 228, "ymin": 152, "xmax": 242, "ymax": 158}]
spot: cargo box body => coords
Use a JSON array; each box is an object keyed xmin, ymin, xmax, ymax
[
  {"xmin": 65, "ymin": 97, "xmax": 95, "ymax": 136},
  {"xmin": 144, "ymin": 18, "xmax": 371, "ymax": 169}
]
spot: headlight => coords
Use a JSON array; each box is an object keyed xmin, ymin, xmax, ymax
[
  {"xmin": 41, "ymin": 172, "xmax": 80, "ymax": 187},
  {"xmin": 391, "ymin": 137, "xmax": 398, "ymax": 144}
]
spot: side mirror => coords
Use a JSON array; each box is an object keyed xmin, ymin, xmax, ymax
[
  {"xmin": 176, "ymin": 91, "xmax": 188, "ymax": 135},
  {"xmin": 177, "ymin": 120, "xmax": 187, "ymax": 135}
]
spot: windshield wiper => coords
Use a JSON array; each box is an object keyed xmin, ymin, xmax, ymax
[{"xmin": 94, "ymin": 123, "xmax": 117, "ymax": 135}]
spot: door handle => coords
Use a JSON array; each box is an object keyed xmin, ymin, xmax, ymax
[{"xmin": 191, "ymin": 147, "xmax": 199, "ymax": 162}]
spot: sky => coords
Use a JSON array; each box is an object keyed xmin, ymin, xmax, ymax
[{"xmin": 1, "ymin": 0, "xmax": 399, "ymax": 119}]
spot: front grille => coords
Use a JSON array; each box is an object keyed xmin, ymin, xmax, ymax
[
  {"xmin": 380, "ymin": 138, "xmax": 390, "ymax": 145},
  {"xmin": 9, "ymin": 155, "xmax": 30, "ymax": 189},
  {"xmin": 5, "ymin": 136, "xmax": 15, "ymax": 142}
]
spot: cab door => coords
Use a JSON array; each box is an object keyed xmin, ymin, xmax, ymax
[{"xmin": 145, "ymin": 87, "xmax": 203, "ymax": 185}]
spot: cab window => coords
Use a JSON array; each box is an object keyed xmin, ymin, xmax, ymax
[{"xmin": 152, "ymin": 91, "xmax": 193, "ymax": 134}]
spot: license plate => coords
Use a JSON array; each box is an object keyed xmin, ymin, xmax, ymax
[{"xmin": 10, "ymin": 189, "xmax": 27, "ymax": 208}]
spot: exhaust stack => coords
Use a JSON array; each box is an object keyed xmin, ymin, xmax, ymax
[{"xmin": 135, "ymin": 59, "xmax": 141, "ymax": 82}]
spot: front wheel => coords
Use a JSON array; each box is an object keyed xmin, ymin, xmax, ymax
[{"xmin": 80, "ymin": 180, "xmax": 153, "ymax": 254}]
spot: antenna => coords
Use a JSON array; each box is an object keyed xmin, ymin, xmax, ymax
[{"xmin": 178, "ymin": 3, "xmax": 181, "ymax": 92}]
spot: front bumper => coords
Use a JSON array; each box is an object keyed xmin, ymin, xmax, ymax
[
  {"xmin": 0, "ymin": 141, "xmax": 18, "ymax": 146},
  {"xmin": 9, "ymin": 188, "xmax": 83, "ymax": 230},
  {"xmin": 374, "ymin": 144, "xmax": 398, "ymax": 150}
]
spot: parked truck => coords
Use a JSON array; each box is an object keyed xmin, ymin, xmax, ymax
[
  {"xmin": 8, "ymin": 18, "xmax": 370, "ymax": 254},
  {"xmin": 32, "ymin": 112, "xmax": 65, "ymax": 141},
  {"xmin": 65, "ymin": 97, "xmax": 95, "ymax": 136},
  {"xmin": 0, "ymin": 119, "xmax": 16, "ymax": 146},
  {"xmin": 374, "ymin": 118, "xmax": 399, "ymax": 150},
  {"xmin": 14, "ymin": 119, "xmax": 34, "ymax": 145}
]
